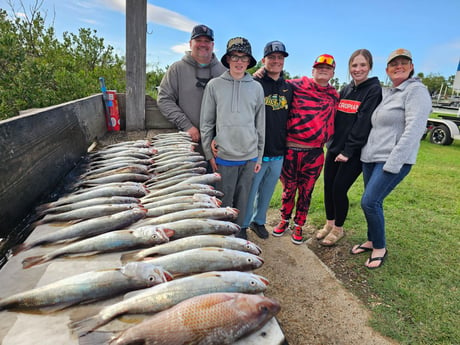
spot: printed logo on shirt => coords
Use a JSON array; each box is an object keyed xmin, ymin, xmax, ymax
[
  {"xmin": 337, "ymin": 99, "xmax": 361, "ymax": 114},
  {"xmin": 265, "ymin": 94, "xmax": 289, "ymax": 110}
]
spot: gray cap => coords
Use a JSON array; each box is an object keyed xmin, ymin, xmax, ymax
[{"xmin": 387, "ymin": 48, "xmax": 412, "ymax": 64}]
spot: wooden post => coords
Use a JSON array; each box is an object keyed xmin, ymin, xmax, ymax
[{"xmin": 125, "ymin": 0, "xmax": 146, "ymax": 130}]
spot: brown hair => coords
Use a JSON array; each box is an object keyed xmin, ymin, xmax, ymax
[{"xmin": 348, "ymin": 49, "xmax": 373, "ymax": 74}]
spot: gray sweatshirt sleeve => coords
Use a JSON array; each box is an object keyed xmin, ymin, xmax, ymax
[
  {"xmin": 383, "ymin": 83, "xmax": 432, "ymax": 173},
  {"xmin": 199, "ymin": 85, "xmax": 217, "ymax": 161},
  {"xmin": 255, "ymin": 85, "xmax": 266, "ymax": 164},
  {"xmin": 157, "ymin": 64, "xmax": 194, "ymax": 131}
]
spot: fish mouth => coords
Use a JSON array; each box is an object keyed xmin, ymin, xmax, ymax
[
  {"xmin": 211, "ymin": 197, "xmax": 222, "ymax": 207},
  {"xmin": 250, "ymin": 243, "xmax": 262, "ymax": 255},
  {"xmin": 161, "ymin": 228, "xmax": 175, "ymax": 239},
  {"xmin": 162, "ymin": 270, "xmax": 174, "ymax": 281},
  {"xmin": 258, "ymin": 275, "xmax": 270, "ymax": 286}
]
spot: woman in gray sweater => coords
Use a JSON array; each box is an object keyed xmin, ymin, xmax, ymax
[{"xmin": 350, "ymin": 48, "xmax": 432, "ymax": 269}]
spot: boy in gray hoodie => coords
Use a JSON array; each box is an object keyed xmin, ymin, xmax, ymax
[{"xmin": 200, "ymin": 37, "xmax": 265, "ymax": 239}]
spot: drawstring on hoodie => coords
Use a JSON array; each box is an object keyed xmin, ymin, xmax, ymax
[{"xmin": 231, "ymin": 79, "xmax": 242, "ymax": 112}]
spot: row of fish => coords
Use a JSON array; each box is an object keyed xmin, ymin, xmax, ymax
[{"xmin": 1, "ymin": 131, "xmax": 280, "ymax": 345}]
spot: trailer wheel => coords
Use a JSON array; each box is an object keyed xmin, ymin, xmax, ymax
[{"xmin": 429, "ymin": 125, "xmax": 454, "ymax": 145}]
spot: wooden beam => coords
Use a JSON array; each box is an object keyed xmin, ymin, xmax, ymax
[{"xmin": 125, "ymin": 0, "xmax": 146, "ymax": 130}]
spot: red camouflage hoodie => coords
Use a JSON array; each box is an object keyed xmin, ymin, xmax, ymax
[{"xmin": 286, "ymin": 76, "xmax": 339, "ymax": 147}]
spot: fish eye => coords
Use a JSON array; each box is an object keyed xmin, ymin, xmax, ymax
[{"xmin": 250, "ymin": 280, "xmax": 256, "ymax": 286}]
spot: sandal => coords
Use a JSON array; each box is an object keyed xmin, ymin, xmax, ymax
[
  {"xmin": 320, "ymin": 228, "xmax": 344, "ymax": 247},
  {"xmin": 315, "ymin": 224, "xmax": 332, "ymax": 240},
  {"xmin": 365, "ymin": 250, "xmax": 388, "ymax": 269},
  {"xmin": 350, "ymin": 244, "xmax": 373, "ymax": 255}
]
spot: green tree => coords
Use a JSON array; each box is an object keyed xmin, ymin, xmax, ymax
[
  {"xmin": 0, "ymin": 3, "xmax": 125, "ymax": 120},
  {"xmin": 420, "ymin": 73, "xmax": 447, "ymax": 96},
  {"xmin": 146, "ymin": 63, "xmax": 167, "ymax": 99}
]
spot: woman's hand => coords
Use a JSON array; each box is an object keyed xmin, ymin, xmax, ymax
[{"xmin": 334, "ymin": 153, "xmax": 349, "ymax": 163}]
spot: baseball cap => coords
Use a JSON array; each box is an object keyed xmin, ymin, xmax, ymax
[
  {"xmin": 387, "ymin": 48, "xmax": 412, "ymax": 64},
  {"xmin": 221, "ymin": 37, "xmax": 257, "ymax": 69},
  {"xmin": 264, "ymin": 41, "xmax": 289, "ymax": 58},
  {"xmin": 191, "ymin": 25, "xmax": 214, "ymax": 41},
  {"xmin": 313, "ymin": 54, "xmax": 336, "ymax": 68}
]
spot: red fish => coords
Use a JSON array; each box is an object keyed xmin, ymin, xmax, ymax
[{"xmin": 78, "ymin": 292, "xmax": 280, "ymax": 345}]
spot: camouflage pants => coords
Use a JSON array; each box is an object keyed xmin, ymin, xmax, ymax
[{"xmin": 279, "ymin": 147, "xmax": 324, "ymax": 226}]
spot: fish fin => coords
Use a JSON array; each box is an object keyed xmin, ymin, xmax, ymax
[
  {"xmin": 69, "ymin": 315, "xmax": 106, "ymax": 337},
  {"xmin": 39, "ymin": 301, "xmax": 78, "ymax": 313},
  {"xmin": 22, "ymin": 255, "xmax": 47, "ymax": 269},
  {"xmin": 78, "ymin": 331, "xmax": 115, "ymax": 345}
]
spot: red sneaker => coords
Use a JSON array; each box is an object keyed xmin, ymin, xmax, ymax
[
  {"xmin": 272, "ymin": 219, "xmax": 290, "ymax": 237},
  {"xmin": 291, "ymin": 224, "xmax": 304, "ymax": 244}
]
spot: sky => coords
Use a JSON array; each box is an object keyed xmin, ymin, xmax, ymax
[{"xmin": 2, "ymin": 0, "xmax": 460, "ymax": 86}]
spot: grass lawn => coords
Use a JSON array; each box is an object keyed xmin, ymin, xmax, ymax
[{"xmin": 270, "ymin": 138, "xmax": 459, "ymax": 345}]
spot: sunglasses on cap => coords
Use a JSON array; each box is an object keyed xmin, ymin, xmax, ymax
[{"xmin": 314, "ymin": 55, "xmax": 336, "ymax": 68}]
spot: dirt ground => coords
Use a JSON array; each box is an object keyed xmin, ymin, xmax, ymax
[{"xmin": 247, "ymin": 209, "xmax": 398, "ymax": 345}]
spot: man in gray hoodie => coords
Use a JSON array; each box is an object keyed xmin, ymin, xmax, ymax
[
  {"xmin": 200, "ymin": 37, "xmax": 265, "ymax": 239},
  {"xmin": 157, "ymin": 24, "xmax": 226, "ymax": 145}
]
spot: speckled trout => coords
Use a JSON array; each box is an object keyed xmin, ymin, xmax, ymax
[
  {"xmin": 0, "ymin": 262, "xmax": 171, "ymax": 311},
  {"xmin": 121, "ymin": 234, "xmax": 261, "ymax": 263},
  {"xmin": 22, "ymin": 226, "xmax": 173, "ymax": 269},
  {"xmin": 14, "ymin": 208, "xmax": 147, "ymax": 254},
  {"xmin": 132, "ymin": 219, "xmax": 240, "ymax": 239}
]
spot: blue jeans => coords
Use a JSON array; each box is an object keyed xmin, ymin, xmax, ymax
[
  {"xmin": 361, "ymin": 162, "xmax": 412, "ymax": 249},
  {"xmin": 243, "ymin": 158, "xmax": 284, "ymax": 228}
]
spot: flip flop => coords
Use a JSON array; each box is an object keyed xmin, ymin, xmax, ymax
[
  {"xmin": 350, "ymin": 244, "xmax": 373, "ymax": 255},
  {"xmin": 365, "ymin": 250, "xmax": 388, "ymax": 270}
]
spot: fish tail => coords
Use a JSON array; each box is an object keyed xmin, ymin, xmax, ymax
[
  {"xmin": 35, "ymin": 202, "xmax": 52, "ymax": 213},
  {"xmin": 22, "ymin": 255, "xmax": 47, "ymax": 269},
  {"xmin": 78, "ymin": 331, "xmax": 115, "ymax": 345},
  {"xmin": 120, "ymin": 252, "xmax": 139, "ymax": 264},
  {"xmin": 33, "ymin": 206, "xmax": 50, "ymax": 218},
  {"xmin": 32, "ymin": 219, "xmax": 45, "ymax": 227},
  {"xmin": 69, "ymin": 315, "xmax": 106, "ymax": 336},
  {"xmin": 11, "ymin": 243, "xmax": 31, "ymax": 256}
]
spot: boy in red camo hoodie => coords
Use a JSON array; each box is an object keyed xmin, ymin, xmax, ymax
[{"xmin": 272, "ymin": 54, "xmax": 339, "ymax": 244}]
